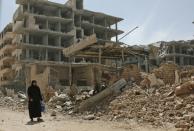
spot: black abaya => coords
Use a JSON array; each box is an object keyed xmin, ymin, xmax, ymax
[{"xmin": 27, "ymin": 85, "xmax": 43, "ymax": 119}]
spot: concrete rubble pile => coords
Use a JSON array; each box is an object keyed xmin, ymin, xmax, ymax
[
  {"xmin": 99, "ymin": 84, "xmax": 194, "ymax": 130},
  {"xmin": 46, "ymin": 63, "xmax": 194, "ymax": 130},
  {"xmin": 48, "ymin": 93, "xmax": 74, "ymax": 114},
  {"xmin": 152, "ymin": 63, "xmax": 178, "ymax": 85},
  {"xmin": 121, "ymin": 64, "xmax": 142, "ymax": 84},
  {"xmin": 0, "ymin": 90, "xmax": 27, "ymax": 111},
  {"xmin": 48, "ymin": 79, "xmax": 127, "ymax": 116},
  {"xmin": 48, "ymin": 91, "xmax": 94, "ymax": 114}
]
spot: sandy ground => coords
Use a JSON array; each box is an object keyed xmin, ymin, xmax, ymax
[{"xmin": 0, "ymin": 108, "xmax": 176, "ymax": 131}]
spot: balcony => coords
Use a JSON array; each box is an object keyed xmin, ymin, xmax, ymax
[
  {"xmin": 0, "ymin": 56, "xmax": 13, "ymax": 64},
  {"xmin": 3, "ymin": 32, "xmax": 14, "ymax": 41},
  {"xmin": 1, "ymin": 44, "xmax": 14, "ymax": 53}
]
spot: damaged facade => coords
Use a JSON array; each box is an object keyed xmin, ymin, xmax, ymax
[
  {"xmin": 1, "ymin": 0, "xmax": 193, "ymax": 95},
  {"xmin": 0, "ymin": 0, "xmax": 131, "ymax": 93},
  {"xmin": 149, "ymin": 40, "xmax": 194, "ymax": 68},
  {"xmin": 0, "ymin": 24, "xmax": 16, "ymax": 87}
]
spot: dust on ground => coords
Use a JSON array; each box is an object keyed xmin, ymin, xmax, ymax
[{"xmin": 0, "ymin": 108, "xmax": 175, "ymax": 131}]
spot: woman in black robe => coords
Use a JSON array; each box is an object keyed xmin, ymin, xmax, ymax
[{"xmin": 27, "ymin": 80, "xmax": 43, "ymax": 122}]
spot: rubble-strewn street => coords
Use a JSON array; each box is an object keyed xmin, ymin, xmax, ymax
[
  {"xmin": 0, "ymin": 0, "xmax": 194, "ymax": 130},
  {"xmin": 0, "ymin": 108, "xmax": 176, "ymax": 131}
]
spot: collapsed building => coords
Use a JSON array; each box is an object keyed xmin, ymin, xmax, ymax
[
  {"xmin": 0, "ymin": 24, "xmax": 16, "ymax": 87},
  {"xmin": 149, "ymin": 40, "xmax": 194, "ymax": 68},
  {"xmin": 1, "ymin": 0, "xmax": 192, "ymax": 95},
  {"xmin": 1, "ymin": 0, "xmax": 143, "ymax": 94}
]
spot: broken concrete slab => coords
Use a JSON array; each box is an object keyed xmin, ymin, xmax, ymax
[{"xmin": 76, "ymin": 79, "xmax": 127, "ymax": 112}]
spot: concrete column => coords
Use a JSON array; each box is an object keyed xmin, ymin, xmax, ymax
[
  {"xmin": 179, "ymin": 46, "xmax": 182, "ymax": 54},
  {"xmin": 115, "ymin": 20, "xmax": 118, "ymax": 43},
  {"xmin": 58, "ymin": 36, "xmax": 61, "ymax": 47},
  {"xmin": 180, "ymin": 57, "xmax": 184, "ymax": 66},
  {"xmin": 72, "ymin": 11, "xmax": 75, "ymax": 25},
  {"xmin": 38, "ymin": 49, "xmax": 41, "ymax": 60},
  {"xmin": 26, "ymin": 33, "xmax": 29, "ymax": 43},
  {"xmin": 105, "ymin": 31, "xmax": 108, "ymax": 40},
  {"xmin": 27, "ymin": 3, "xmax": 30, "ymax": 12},
  {"xmin": 172, "ymin": 45, "xmax": 176, "ymax": 54},
  {"xmin": 46, "ymin": 20, "xmax": 49, "ymax": 30},
  {"xmin": 137, "ymin": 57, "xmax": 141, "ymax": 70},
  {"xmin": 174, "ymin": 56, "xmax": 176, "ymax": 64},
  {"xmin": 68, "ymin": 57, "xmax": 73, "ymax": 86},
  {"xmin": 31, "ymin": 6, "xmax": 34, "ymax": 13},
  {"xmin": 45, "ymin": 49, "xmax": 48, "ymax": 61},
  {"xmin": 104, "ymin": 17, "xmax": 107, "ymax": 27},
  {"xmin": 58, "ymin": 8, "xmax": 61, "ymax": 17},
  {"xmin": 58, "ymin": 22, "xmax": 61, "ymax": 32},
  {"xmin": 98, "ymin": 47, "xmax": 102, "ymax": 64},
  {"xmin": 26, "ymin": 49, "xmax": 30, "ymax": 59},
  {"xmin": 145, "ymin": 56, "xmax": 149, "ymax": 73},
  {"xmin": 44, "ymin": 35, "xmax": 48, "ymax": 45},
  {"xmin": 58, "ymin": 51, "xmax": 61, "ymax": 62}
]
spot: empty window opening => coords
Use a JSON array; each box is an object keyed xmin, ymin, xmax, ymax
[
  {"xmin": 61, "ymin": 23, "xmax": 73, "ymax": 33},
  {"xmin": 74, "ymin": 15, "xmax": 81, "ymax": 27},
  {"xmin": 94, "ymin": 17, "xmax": 105, "ymax": 26},
  {"xmin": 76, "ymin": 30, "xmax": 82, "ymax": 39},
  {"xmin": 59, "ymin": 79, "xmax": 69, "ymax": 86},
  {"xmin": 61, "ymin": 37, "xmax": 74, "ymax": 47},
  {"xmin": 48, "ymin": 50, "xmax": 58, "ymax": 61},
  {"xmin": 29, "ymin": 34, "xmax": 44, "ymax": 45},
  {"xmin": 48, "ymin": 21, "xmax": 59, "ymax": 31},
  {"xmin": 33, "ymin": 6, "xmax": 44, "ymax": 15},
  {"xmin": 84, "ymin": 28, "xmax": 92, "ymax": 36},
  {"xmin": 29, "ymin": 49, "xmax": 39, "ymax": 60},
  {"xmin": 35, "ymin": 18, "xmax": 47, "ymax": 29},
  {"xmin": 82, "ymin": 16, "xmax": 92, "ymax": 23},
  {"xmin": 96, "ymin": 31, "xmax": 105, "ymax": 39},
  {"xmin": 61, "ymin": 10, "xmax": 72, "ymax": 18},
  {"xmin": 77, "ymin": 80, "xmax": 87, "ymax": 86},
  {"xmin": 48, "ymin": 36, "xmax": 59, "ymax": 46}
]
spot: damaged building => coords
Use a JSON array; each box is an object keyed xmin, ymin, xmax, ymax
[
  {"xmin": 0, "ymin": 24, "xmax": 16, "ymax": 87},
  {"xmin": 149, "ymin": 40, "xmax": 194, "ymax": 67},
  {"xmin": 0, "ymin": 0, "xmax": 138, "ymax": 94}
]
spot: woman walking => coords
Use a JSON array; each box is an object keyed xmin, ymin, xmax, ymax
[{"xmin": 27, "ymin": 80, "xmax": 43, "ymax": 122}]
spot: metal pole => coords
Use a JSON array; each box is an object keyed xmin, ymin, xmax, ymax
[{"xmin": 119, "ymin": 26, "xmax": 139, "ymax": 41}]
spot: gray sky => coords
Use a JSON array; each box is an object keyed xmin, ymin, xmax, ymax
[
  {"xmin": 0, "ymin": 0, "xmax": 194, "ymax": 45},
  {"xmin": 0, "ymin": 0, "xmax": 2, "ymax": 27}
]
